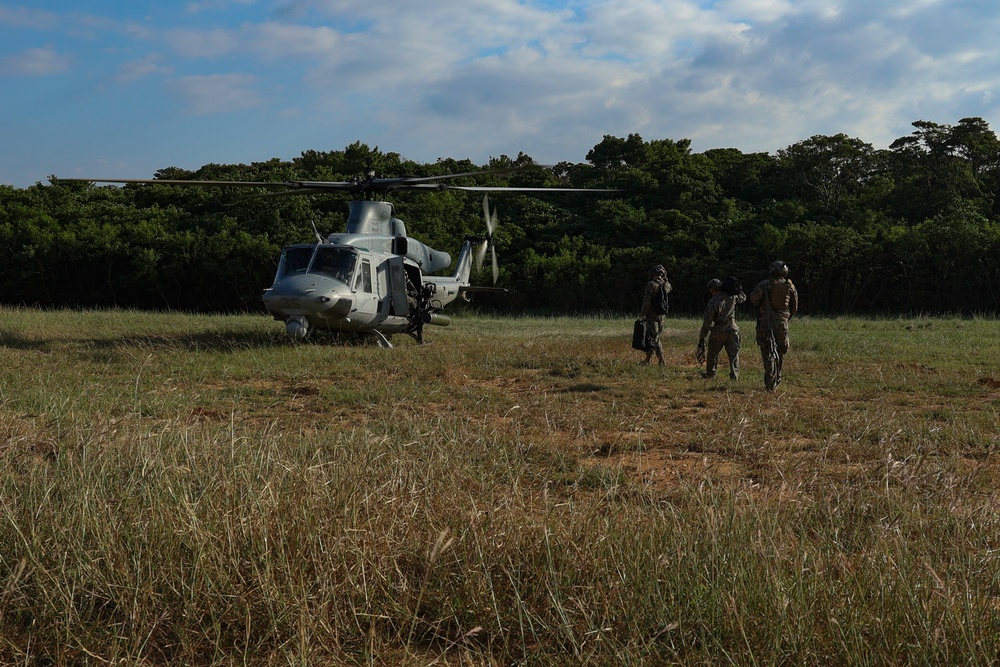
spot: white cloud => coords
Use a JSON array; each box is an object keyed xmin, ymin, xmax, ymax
[
  {"xmin": 115, "ymin": 55, "xmax": 173, "ymax": 83},
  {"xmin": 253, "ymin": 22, "xmax": 342, "ymax": 59},
  {"xmin": 0, "ymin": 46, "xmax": 70, "ymax": 76},
  {"xmin": 166, "ymin": 27, "xmax": 243, "ymax": 58},
  {"xmin": 0, "ymin": 6, "xmax": 60, "ymax": 30},
  {"xmin": 185, "ymin": 0, "xmax": 260, "ymax": 14},
  {"xmin": 264, "ymin": 1, "xmax": 1000, "ymax": 154},
  {"xmin": 166, "ymin": 73, "xmax": 263, "ymax": 114},
  {"xmin": 715, "ymin": 0, "xmax": 796, "ymax": 24}
]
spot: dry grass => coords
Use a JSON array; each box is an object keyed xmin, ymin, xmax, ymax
[{"xmin": 1, "ymin": 308, "xmax": 1000, "ymax": 664}]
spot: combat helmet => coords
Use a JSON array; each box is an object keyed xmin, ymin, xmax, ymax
[
  {"xmin": 650, "ymin": 264, "xmax": 667, "ymax": 277},
  {"xmin": 769, "ymin": 260, "xmax": 789, "ymax": 278},
  {"xmin": 707, "ymin": 278, "xmax": 722, "ymax": 290}
]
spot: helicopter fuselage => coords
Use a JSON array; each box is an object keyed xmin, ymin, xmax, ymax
[
  {"xmin": 54, "ymin": 172, "xmax": 536, "ymax": 345},
  {"xmin": 261, "ymin": 200, "xmax": 472, "ymax": 343}
]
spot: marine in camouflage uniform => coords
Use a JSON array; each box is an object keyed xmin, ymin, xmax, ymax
[
  {"xmin": 749, "ymin": 261, "xmax": 799, "ymax": 391},
  {"xmin": 698, "ymin": 278, "xmax": 746, "ymax": 380},
  {"xmin": 639, "ymin": 264, "xmax": 672, "ymax": 366}
]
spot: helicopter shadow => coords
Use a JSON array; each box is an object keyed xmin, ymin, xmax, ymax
[
  {"xmin": 0, "ymin": 326, "xmax": 290, "ymax": 356},
  {"xmin": 86, "ymin": 328, "xmax": 290, "ymax": 354},
  {"xmin": 0, "ymin": 328, "xmax": 57, "ymax": 353},
  {"xmin": 0, "ymin": 325, "xmax": 404, "ymax": 360}
]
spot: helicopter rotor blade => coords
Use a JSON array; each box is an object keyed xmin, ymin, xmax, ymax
[
  {"xmin": 475, "ymin": 194, "xmax": 491, "ymax": 276},
  {"xmin": 448, "ymin": 185, "xmax": 619, "ymax": 192},
  {"xmin": 489, "ymin": 206, "xmax": 499, "ymax": 285},
  {"xmin": 91, "ymin": 178, "xmax": 267, "ymax": 188},
  {"xmin": 54, "ymin": 166, "xmax": 621, "ymax": 196},
  {"xmin": 475, "ymin": 240, "xmax": 488, "ymax": 276},
  {"xmin": 476, "ymin": 195, "xmax": 501, "ymax": 286},
  {"xmin": 54, "ymin": 177, "xmax": 358, "ymax": 192},
  {"xmin": 491, "ymin": 244, "xmax": 499, "ymax": 286}
]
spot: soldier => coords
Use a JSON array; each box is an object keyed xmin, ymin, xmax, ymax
[
  {"xmin": 639, "ymin": 264, "xmax": 672, "ymax": 366},
  {"xmin": 697, "ymin": 277, "xmax": 746, "ymax": 380},
  {"xmin": 749, "ymin": 261, "xmax": 798, "ymax": 391}
]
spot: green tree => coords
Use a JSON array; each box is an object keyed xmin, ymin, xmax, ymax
[
  {"xmin": 888, "ymin": 118, "xmax": 1000, "ymax": 222},
  {"xmin": 775, "ymin": 134, "xmax": 882, "ymax": 217}
]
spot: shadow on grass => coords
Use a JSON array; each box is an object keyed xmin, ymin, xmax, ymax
[
  {"xmin": 94, "ymin": 328, "xmax": 290, "ymax": 352},
  {"xmin": 562, "ymin": 382, "xmax": 611, "ymax": 393},
  {"xmin": 0, "ymin": 326, "xmax": 288, "ymax": 354},
  {"xmin": 0, "ymin": 327, "xmax": 54, "ymax": 353},
  {"xmin": 1, "ymin": 327, "xmax": 404, "ymax": 356}
]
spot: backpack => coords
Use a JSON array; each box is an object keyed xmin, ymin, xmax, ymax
[
  {"xmin": 721, "ymin": 275, "xmax": 742, "ymax": 296},
  {"xmin": 650, "ymin": 283, "xmax": 670, "ymax": 315}
]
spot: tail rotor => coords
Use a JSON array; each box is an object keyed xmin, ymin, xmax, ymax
[{"xmin": 476, "ymin": 194, "xmax": 499, "ymax": 286}]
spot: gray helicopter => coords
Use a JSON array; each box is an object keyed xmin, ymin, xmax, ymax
[{"xmin": 60, "ymin": 167, "xmax": 615, "ymax": 346}]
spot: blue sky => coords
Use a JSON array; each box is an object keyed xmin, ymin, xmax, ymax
[{"xmin": 2, "ymin": 0, "xmax": 999, "ymax": 187}]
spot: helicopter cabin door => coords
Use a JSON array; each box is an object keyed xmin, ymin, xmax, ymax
[
  {"xmin": 385, "ymin": 255, "xmax": 410, "ymax": 317},
  {"xmin": 349, "ymin": 257, "xmax": 378, "ymax": 324}
]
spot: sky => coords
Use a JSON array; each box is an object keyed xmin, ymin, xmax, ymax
[{"xmin": 1, "ymin": 0, "xmax": 999, "ymax": 188}]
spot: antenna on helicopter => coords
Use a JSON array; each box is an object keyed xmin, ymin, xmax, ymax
[{"xmin": 310, "ymin": 220, "xmax": 325, "ymax": 244}]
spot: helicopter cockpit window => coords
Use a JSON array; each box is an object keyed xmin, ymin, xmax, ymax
[
  {"xmin": 354, "ymin": 259, "xmax": 373, "ymax": 293},
  {"xmin": 278, "ymin": 247, "xmax": 313, "ymax": 278},
  {"xmin": 311, "ymin": 247, "xmax": 357, "ymax": 284}
]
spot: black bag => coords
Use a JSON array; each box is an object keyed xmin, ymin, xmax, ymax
[
  {"xmin": 632, "ymin": 319, "xmax": 650, "ymax": 351},
  {"xmin": 721, "ymin": 275, "xmax": 743, "ymax": 296}
]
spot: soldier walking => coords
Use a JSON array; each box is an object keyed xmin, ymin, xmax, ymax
[
  {"xmin": 749, "ymin": 261, "xmax": 798, "ymax": 391},
  {"xmin": 697, "ymin": 277, "xmax": 746, "ymax": 380},
  {"xmin": 639, "ymin": 264, "xmax": 671, "ymax": 366}
]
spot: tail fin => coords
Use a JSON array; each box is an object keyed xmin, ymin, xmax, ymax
[{"xmin": 452, "ymin": 239, "xmax": 475, "ymax": 284}]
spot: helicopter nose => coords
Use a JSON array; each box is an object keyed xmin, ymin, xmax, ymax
[
  {"xmin": 316, "ymin": 293, "xmax": 353, "ymax": 319},
  {"xmin": 262, "ymin": 274, "xmax": 353, "ymax": 318}
]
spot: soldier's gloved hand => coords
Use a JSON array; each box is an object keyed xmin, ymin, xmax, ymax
[{"xmin": 696, "ymin": 340, "xmax": 706, "ymax": 364}]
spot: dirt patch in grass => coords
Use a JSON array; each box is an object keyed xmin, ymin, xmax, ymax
[
  {"xmin": 978, "ymin": 376, "xmax": 1000, "ymax": 390},
  {"xmin": 175, "ymin": 362, "xmax": 1000, "ymax": 502}
]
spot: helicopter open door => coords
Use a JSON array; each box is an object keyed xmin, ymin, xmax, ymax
[{"xmin": 386, "ymin": 255, "xmax": 410, "ymax": 317}]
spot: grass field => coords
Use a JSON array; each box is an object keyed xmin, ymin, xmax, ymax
[{"xmin": 1, "ymin": 307, "xmax": 1000, "ymax": 665}]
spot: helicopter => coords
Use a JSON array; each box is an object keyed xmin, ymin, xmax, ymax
[{"xmin": 58, "ymin": 166, "xmax": 616, "ymax": 346}]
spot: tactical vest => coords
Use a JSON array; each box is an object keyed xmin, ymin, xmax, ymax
[{"xmin": 767, "ymin": 279, "xmax": 794, "ymax": 312}]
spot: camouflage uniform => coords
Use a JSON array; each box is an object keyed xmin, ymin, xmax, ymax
[
  {"xmin": 699, "ymin": 282, "xmax": 746, "ymax": 380},
  {"xmin": 749, "ymin": 262, "xmax": 798, "ymax": 391},
  {"xmin": 640, "ymin": 265, "xmax": 672, "ymax": 365}
]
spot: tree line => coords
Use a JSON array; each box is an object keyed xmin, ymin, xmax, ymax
[{"xmin": 2, "ymin": 117, "xmax": 1000, "ymax": 316}]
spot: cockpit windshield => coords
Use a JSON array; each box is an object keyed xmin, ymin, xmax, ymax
[
  {"xmin": 278, "ymin": 247, "xmax": 313, "ymax": 277},
  {"xmin": 311, "ymin": 247, "xmax": 357, "ymax": 283},
  {"xmin": 275, "ymin": 245, "xmax": 357, "ymax": 285}
]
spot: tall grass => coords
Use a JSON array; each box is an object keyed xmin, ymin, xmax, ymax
[{"xmin": 1, "ymin": 308, "xmax": 999, "ymax": 664}]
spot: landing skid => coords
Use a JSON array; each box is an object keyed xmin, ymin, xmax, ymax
[{"xmin": 372, "ymin": 330, "xmax": 394, "ymax": 348}]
